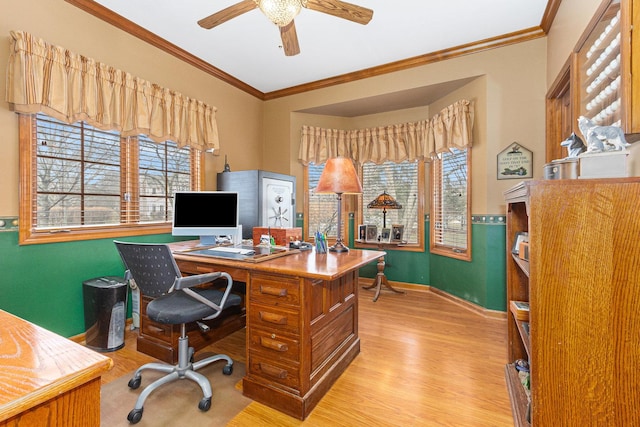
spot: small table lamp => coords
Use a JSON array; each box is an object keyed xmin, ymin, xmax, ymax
[
  {"xmin": 314, "ymin": 157, "xmax": 363, "ymax": 252},
  {"xmin": 367, "ymin": 191, "xmax": 402, "ymax": 229}
]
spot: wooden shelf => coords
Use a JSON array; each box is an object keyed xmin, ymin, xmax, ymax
[
  {"xmin": 504, "ymin": 364, "xmax": 530, "ymax": 427},
  {"xmin": 512, "ymin": 254, "xmax": 530, "ymax": 277},
  {"xmin": 515, "ymin": 320, "xmax": 531, "ymax": 360}
]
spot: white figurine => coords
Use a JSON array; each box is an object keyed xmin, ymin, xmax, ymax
[
  {"xmin": 560, "ymin": 132, "xmax": 586, "ymax": 158},
  {"xmin": 578, "ymin": 116, "xmax": 629, "ymax": 154}
]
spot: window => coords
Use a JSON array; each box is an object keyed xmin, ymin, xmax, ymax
[
  {"xmin": 18, "ymin": 114, "xmax": 201, "ymax": 244},
  {"xmin": 305, "ymin": 160, "xmax": 424, "ymax": 249},
  {"xmin": 431, "ymin": 148, "xmax": 471, "ymax": 260},
  {"xmin": 305, "ymin": 163, "xmax": 341, "ymax": 239},
  {"xmin": 361, "ymin": 161, "xmax": 423, "ymax": 245}
]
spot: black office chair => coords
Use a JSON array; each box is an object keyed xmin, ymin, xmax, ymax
[{"xmin": 114, "ymin": 241, "xmax": 242, "ymax": 424}]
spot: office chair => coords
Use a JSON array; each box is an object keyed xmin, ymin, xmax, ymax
[{"xmin": 114, "ymin": 241, "xmax": 242, "ymax": 424}]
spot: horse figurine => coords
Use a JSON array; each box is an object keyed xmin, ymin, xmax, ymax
[{"xmin": 578, "ymin": 116, "xmax": 629, "ymax": 154}]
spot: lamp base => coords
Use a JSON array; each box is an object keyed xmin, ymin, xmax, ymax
[{"xmin": 329, "ymin": 240, "xmax": 350, "ymax": 253}]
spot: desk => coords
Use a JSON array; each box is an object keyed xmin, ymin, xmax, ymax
[
  {"xmin": 169, "ymin": 242, "xmax": 384, "ymax": 420},
  {"xmin": 0, "ymin": 309, "xmax": 113, "ymax": 426}
]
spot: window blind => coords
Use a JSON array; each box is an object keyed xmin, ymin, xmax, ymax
[
  {"xmin": 362, "ymin": 161, "xmax": 419, "ymax": 244},
  {"xmin": 432, "ymin": 149, "xmax": 468, "ymax": 250},
  {"xmin": 307, "ymin": 163, "xmax": 341, "ymax": 237},
  {"xmin": 33, "ymin": 113, "xmax": 192, "ymax": 231}
]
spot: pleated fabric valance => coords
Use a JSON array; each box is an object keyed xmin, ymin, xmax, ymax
[
  {"xmin": 5, "ymin": 30, "xmax": 219, "ymax": 151},
  {"xmin": 299, "ymin": 99, "xmax": 474, "ymax": 165}
]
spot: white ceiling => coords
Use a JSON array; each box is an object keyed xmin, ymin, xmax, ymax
[{"xmin": 92, "ymin": 0, "xmax": 549, "ymax": 95}]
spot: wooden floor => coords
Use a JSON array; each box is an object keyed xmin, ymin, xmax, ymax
[{"xmin": 102, "ymin": 286, "xmax": 514, "ymax": 426}]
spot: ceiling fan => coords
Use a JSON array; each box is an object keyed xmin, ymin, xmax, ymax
[{"xmin": 197, "ymin": 0, "xmax": 374, "ymax": 56}]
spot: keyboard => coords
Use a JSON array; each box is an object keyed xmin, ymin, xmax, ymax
[{"xmin": 210, "ymin": 246, "xmax": 255, "ymax": 256}]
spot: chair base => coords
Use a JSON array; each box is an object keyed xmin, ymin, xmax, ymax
[{"xmin": 126, "ymin": 330, "xmax": 233, "ymax": 424}]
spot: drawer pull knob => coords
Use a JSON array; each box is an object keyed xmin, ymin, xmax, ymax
[
  {"xmin": 260, "ymin": 336, "xmax": 288, "ymax": 352},
  {"xmin": 259, "ymin": 311, "xmax": 287, "ymax": 325},
  {"xmin": 259, "ymin": 363, "xmax": 287, "ymax": 379},
  {"xmin": 260, "ymin": 285, "xmax": 287, "ymax": 297}
]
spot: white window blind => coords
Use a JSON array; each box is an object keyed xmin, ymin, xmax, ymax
[
  {"xmin": 32, "ymin": 113, "xmax": 193, "ymax": 232},
  {"xmin": 362, "ymin": 161, "xmax": 419, "ymax": 244},
  {"xmin": 432, "ymin": 148, "xmax": 469, "ymax": 251},
  {"xmin": 35, "ymin": 115, "xmax": 122, "ymax": 228},
  {"xmin": 307, "ymin": 162, "xmax": 340, "ymax": 238},
  {"xmin": 138, "ymin": 135, "xmax": 192, "ymax": 223}
]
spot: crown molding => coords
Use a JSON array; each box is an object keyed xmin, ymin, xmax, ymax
[{"xmin": 66, "ymin": 0, "xmax": 555, "ymax": 101}]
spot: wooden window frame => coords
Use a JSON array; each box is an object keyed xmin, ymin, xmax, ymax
[
  {"xmin": 430, "ymin": 148, "xmax": 472, "ymax": 261},
  {"xmin": 18, "ymin": 114, "xmax": 202, "ymax": 245},
  {"xmin": 303, "ymin": 161, "xmax": 425, "ymax": 252}
]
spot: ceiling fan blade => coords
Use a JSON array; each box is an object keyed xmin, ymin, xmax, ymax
[
  {"xmin": 280, "ymin": 21, "xmax": 300, "ymax": 56},
  {"xmin": 304, "ymin": 0, "xmax": 373, "ymax": 25},
  {"xmin": 197, "ymin": 0, "xmax": 258, "ymax": 29}
]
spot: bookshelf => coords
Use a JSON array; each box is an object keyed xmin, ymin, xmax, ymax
[
  {"xmin": 504, "ymin": 181, "xmax": 531, "ymax": 426},
  {"xmin": 504, "ymin": 178, "xmax": 640, "ymax": 425}
]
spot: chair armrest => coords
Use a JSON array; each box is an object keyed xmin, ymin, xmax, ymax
[
  {"xmin": 173, "ymin": 272, "xmax": 222, "ymax": 290},
  {"xmin": 179, "ymin": 272, "xmax": 235, "ymax": 320}
]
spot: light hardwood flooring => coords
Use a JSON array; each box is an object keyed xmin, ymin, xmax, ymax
[{"xmin": 102, "ymin": 286, "xmax": 514, "ymax": 426}]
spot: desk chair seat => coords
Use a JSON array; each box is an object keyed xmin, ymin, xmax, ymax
[{"xmin": 114, "ymin": 241, "xmax": 241, "ymax": 424}]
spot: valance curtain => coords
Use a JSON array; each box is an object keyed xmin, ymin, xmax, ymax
[
  {"xmin": 298, "ymin": 99, "xmax": 474, "ymax": 165},
  {"xmin": 5, "ymin": 30, "xmax": 219, "ymax": 151}
]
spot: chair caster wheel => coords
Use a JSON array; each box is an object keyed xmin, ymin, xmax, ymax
[
  {"xmin": 128, "ymin": 377, "xmax": 141, "ymax": 389},
  {"xmin": 222, "ymin": 364, "xmax": 233, "ymax": 375},
  {"xmin": 198, "ymin": 397, "xmax": 211, "ymax": 411},
  {"xmin": 127, "ymin": 408, "xmax": 143, "ymax": 424}
]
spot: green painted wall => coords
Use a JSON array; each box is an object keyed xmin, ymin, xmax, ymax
[
  {"xmin": 0, "ymin": 232, "xmax": 185, "ymax": 337},
  {"xmin": 0, "ymin": 216, "xmax": 506, "ymax": 339},
  {"xmin": 429, "ymin": 220, "xmax": 507, "ymax": 311}
]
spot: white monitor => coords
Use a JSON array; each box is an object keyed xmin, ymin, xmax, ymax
[{"xmin": 172, "ymin": 191, "xmax": 240, "ymax": 246}]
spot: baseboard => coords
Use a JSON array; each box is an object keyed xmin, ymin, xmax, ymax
[
  {"xmin": 428, "ymin": 287, "xmax": 506, "ymax": 320},
  {"xmin": 358, "ymin": 277, "xmax": 506, "ymax": 320}
]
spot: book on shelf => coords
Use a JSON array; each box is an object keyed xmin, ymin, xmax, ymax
[{"xmin": 510, "ymin": 300, "xmax": 530, "ymax": 321}]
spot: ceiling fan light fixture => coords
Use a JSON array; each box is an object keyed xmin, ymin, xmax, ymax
[{"xmin": 256, "ymin": 0, "xmax": 304, "ymax": 27}]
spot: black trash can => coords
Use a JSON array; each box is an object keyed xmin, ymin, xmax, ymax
[{"xmin": 82, "ymin": 276, "xmax": 127, "ymax": 352}]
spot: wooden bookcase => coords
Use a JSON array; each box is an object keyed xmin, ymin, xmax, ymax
[{"xmin": 504, "ymin": 178, "xmax": 640, "ymax": 425}]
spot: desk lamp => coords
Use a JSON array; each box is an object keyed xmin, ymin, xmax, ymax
[
  {"xmin": 314, "ymin": 157, "xmax": 362, "ymax": 252},
  {"xmin": 367, "ymin": 191, "xmax": 402, "ymax": 228}
]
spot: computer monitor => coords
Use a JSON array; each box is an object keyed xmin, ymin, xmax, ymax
[{"xmin": 172, "ymin": 191, "xmax": 240, "ymax": 246}]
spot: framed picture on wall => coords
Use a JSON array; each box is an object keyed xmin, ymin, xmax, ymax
[
  {"xmin": 358, "ymin": 224, "xmax": 367, "ymax": 242},
  {"xmin": 391, "ymin": 224, "xmax": 404, "ymax": 243},
  {"xmin": 365, "ymin": 225, "xmax": 378, "ymax": 243}
]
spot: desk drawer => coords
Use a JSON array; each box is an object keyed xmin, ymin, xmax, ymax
[
  {"xmin": 177, "ymin": 260, "xmax": 248, "ymax": 283},
  {"xmin": 250, "ymin": 273, "xmax": 300, "ymax": 306},
  {"xmin": 247, "ymin": 352, "xmax": 300, "ymax": 390},
  {"xmin": 249, "ymin": 303, "xmax": 300, "ymax": 335},
  {"xmin": 248, "ymin": 328, "xmax": 300, "ymax": 362},
  {"xmin": 140, "ymin": 298, "xmax": 173, "ymax": 341}
]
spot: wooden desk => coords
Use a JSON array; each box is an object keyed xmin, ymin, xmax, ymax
[
  {"xmin": 170, "ymin": 242, "xmax": 384, "ymax": 420},
  {"xmin": 0, "ymin": 309, "xmax": 113, "ymax": 426}
]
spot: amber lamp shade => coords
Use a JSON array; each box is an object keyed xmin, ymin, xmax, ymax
[
  {"xmin": 314, "ymin": 157, "xmax": 362, "ymax": 252},
  {"xmin": 367, "ymin": 191, "xmax": 402, "ymax": 228}
]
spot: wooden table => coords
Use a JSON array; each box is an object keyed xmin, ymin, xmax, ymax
[
  {"xmin": 0, "ymin": 309, "xmax": 113, "ymax": 426},
  {"xmin": 169, "ymin": 243, "xmax": 384, "ymax": 420},
  {"xmin": 361, "ymin": 244, "xmax": 405, "ymax": 302}
]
